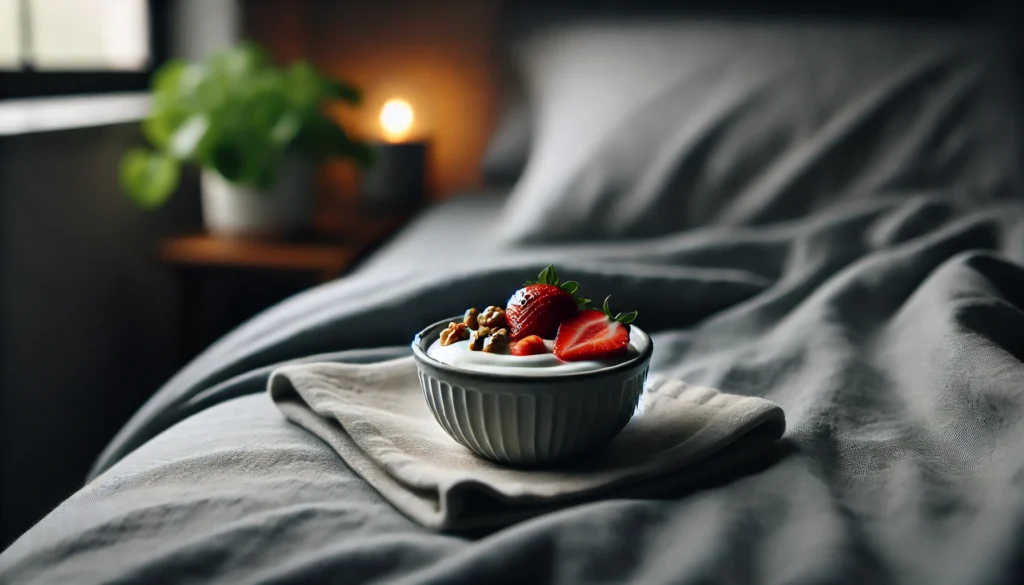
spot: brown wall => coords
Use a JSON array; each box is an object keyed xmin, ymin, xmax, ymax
[{"xmin": 245, "ymin": 0, "xmax": 502, "ymax": 201}]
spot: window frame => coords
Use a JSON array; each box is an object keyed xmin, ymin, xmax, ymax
[{"xmin": 0, "ymin": 0, "xmax": 170, "ymax": 99}]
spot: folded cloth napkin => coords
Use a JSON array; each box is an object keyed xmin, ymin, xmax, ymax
[{"xmin": 268, "ymin": 356, "xmax": 786, "ymax": 531}]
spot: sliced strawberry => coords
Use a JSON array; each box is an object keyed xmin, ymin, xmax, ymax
[
  {"xmin": 553, "ymin": 311, "xmax": 629, "ymax": 361},
  {"xmin": 553, "ymin": 296, "xmax": 637, "ymax": 362},
  {"xmin": 511, "ymin": 335, "xmax": 548, "ymax": 356},
  {"xmin": 505, "ymin": 265, "xmax": 589, "ymax": 341}
]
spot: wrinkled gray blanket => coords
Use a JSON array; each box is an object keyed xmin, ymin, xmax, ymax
[{"xmin": 3, "ymin": 194, "xmax": 1024, "ymax": 584}]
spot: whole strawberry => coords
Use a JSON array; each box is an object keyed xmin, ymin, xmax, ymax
[
  {"xmin": 505, "ymin": 265, "xmax": 590, "ymax": 341},
  {"xmin": 554, "ymin": 296, "xmax": 638, "ymax": 362}
]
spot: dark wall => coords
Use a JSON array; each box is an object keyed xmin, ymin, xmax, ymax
[
  {"xmin": 244, "ymin": 0, "xmax": 503, "ymax": 200},
  {"xmin": 499, "ymin": 0, "xmax": 1016, "ymax": 24},
  {"xmin": 0, "ymin": 122, "xmax": 200, "ymax": 546}
]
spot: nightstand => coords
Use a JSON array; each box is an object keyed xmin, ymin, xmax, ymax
[{"xmin": 160, "ymin": 200, "xmax": 418, "ymax": 365}]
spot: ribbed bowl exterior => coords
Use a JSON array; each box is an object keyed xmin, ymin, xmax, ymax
[
  {"xmin": 412, "ymin": 318, "xmax": 653, "ymax": 465},
  {"xmin": 417, "ymin": 368, "xmax": 647, "ymax": 464}
]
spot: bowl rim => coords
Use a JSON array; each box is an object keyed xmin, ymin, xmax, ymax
[{"xmin": 411, "ymin": 315, "xmax": 653, "ymax": 382}]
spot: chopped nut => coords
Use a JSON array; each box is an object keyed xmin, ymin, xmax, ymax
[
  {"xmin": 467, "ymin": 326, "xmax": 493, "ymax": 351},
  {"xmin": 463, "ymin": 307, "xmax": 480, "ymax": 329},
  {"xmin": 483, "ymin": 328, "xmax": 509, "ymax": 353},
  {"xmin": 440, "ymin": 322, "xmax": 469, "ymax": 346},
  {"xmin": 478, "ymin": 305, "xmax": 507, "ymax": 329}
]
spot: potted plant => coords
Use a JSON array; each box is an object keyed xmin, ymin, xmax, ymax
[{"xmin": 120, "ymin": 43, "xmax": 372, "ymax": 236}]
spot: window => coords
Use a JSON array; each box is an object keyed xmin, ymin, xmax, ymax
[{"xmin": 1, "ymin": 0, "xmax": 167, "ymax": 99}]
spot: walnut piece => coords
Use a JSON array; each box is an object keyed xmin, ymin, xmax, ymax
[
  {"xmin": 463, "ymin": 307, "xmax": 479, "ymax": 329},
  {"xmin": 478, "ymin": 305, "xmax": 507, "ymax": 329},
  {"xmin": 467, "ymin": 326, "xmax": 493, "ymax": 351},
  {"xmin": 440, "ymin": 322, "xmax": 469, "ymax": 346},
  {"xmin": 483, "ymin": 328, "xmax": 509, "ymax": 353}
]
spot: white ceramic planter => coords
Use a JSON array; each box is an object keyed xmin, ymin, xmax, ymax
[{"xmin": 200, "ymin": 158, "xmax": 314, "ymax": 237}]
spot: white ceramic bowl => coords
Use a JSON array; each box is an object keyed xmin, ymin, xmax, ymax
[{"xmin": 411, "ymin": 317, "xmax": 653, "ymax": 465}]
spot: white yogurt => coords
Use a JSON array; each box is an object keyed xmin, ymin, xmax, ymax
[{"xmin": 425, "ymin": 328, "xmax": 649, "ymax": 377}]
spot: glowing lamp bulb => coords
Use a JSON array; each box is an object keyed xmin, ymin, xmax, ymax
[{"xmin": 379, "ymin": 98, "xmax": 414, "ymax": 143}]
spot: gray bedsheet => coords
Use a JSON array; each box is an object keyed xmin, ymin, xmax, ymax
[
  {"xmin": 3, "ymin": 193, "xmax": 1024, "ymax": 584},
  {"xmin": 353, "ymin": 191, "xmax": 508, "ymax": 278}
]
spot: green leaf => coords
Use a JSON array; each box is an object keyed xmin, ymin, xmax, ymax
[
  {"xmin": 338, "ymin": 138, "xmax": 375, "ymax": 168},
  {"xmin": 150, "ymin": 58, "xmax": 187, "ymax": 94},
  {"xmin": 142, "ymin": 112, "xmax": 182, "ymax": 150},
  {"xmin": 596, "ymin": 295, "xmax": 638, "ymax": 323},
  {"xmin": 560, "ymin": 281, "xmax": 579, "ymax": 294},
  {"xmin": 212, "ymin": 42, "xmax": 268, "ymax": 80},
  {"xmin": 537, "ymin": 265, "xmax": 554, "ymax": 286},
  {"xmin": 168, "ymin": 114, "xmax": 211, "ymax": 160},
  {"xmin": 270, "ymin": 111, "xmax": 303, "ymax": 147},
  {"xmin": 119, "ymin": 148, "xmax": 181, "ymax": 209},
  {"xmin": 327, "ymin": 125, "xmax": 374, "ymax": 167},
  {"xmin": 284, "ymin": 61, "xmax": 323, "ymax": 108},
  {"xmin": 210, "ymin": 143, "xmax": 245, "ymax": 183},
  {"xmin": 617, "ymin": 311, "xmax": 638, "ymax": 324},
  {"xmin": 576, "ymin": 298, "xmax": 591, "ymax": 308},
  {"xmin": 324, "ymin": 79, "xmax": 361, "ymax": 104}
]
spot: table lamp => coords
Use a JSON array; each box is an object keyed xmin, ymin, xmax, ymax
[{"xmin": 360, "ymin": 98, "xmax": 427, "ymax": 210}]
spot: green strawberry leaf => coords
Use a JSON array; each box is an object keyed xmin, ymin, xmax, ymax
[
  {"xmin": 617, "ymin": 311, "xmax": 638, "ymax": 324},
  {"xmin": 600, "ymin": 295, "xmax": 638, "ymax": 323},
  {"xmin": 526, "ymin": 264, "xmax": 559, "ymax": 286},
  {"xmin": 538, "ymin": 265, "xmax": 552, "ymax": 285},
  {"xmin": 525, "ymin": 265, "xmax": 592, "ymax": 310},
  {"xmin": 545, "ymin": 265, "xmax": 558, "ymax": 285}
]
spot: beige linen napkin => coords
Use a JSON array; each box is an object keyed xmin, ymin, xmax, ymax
[{"xmin": 268, "ymin": 356, "xmax": 785, "ymax": 531}]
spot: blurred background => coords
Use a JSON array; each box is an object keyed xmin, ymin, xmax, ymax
[
  {"xmin": 0, "ymin": 0, "xmax": 1018, "ymax": 547},
  {"xmin": 0, "ymin": 0, "xmax": 508, "ymax": 546}
]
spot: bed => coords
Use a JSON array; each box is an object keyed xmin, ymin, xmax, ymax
[{"xmin": 3, "ymin": 6, "xmax": 1024, "ymax": 584}]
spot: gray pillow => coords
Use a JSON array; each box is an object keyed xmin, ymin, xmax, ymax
[
  {"xmin": 480, "ymin": 99, "xmax": 531, "ymax": 188},
  {"xmin": 496, "ymin": 20, "xmax": 1022, "ymax": 244}
]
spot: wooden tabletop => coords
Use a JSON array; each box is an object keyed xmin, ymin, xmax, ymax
[
  {"xmin": 159, "ymin": 199, "xmax": 421, "ymax": 281},
  {"xmin": 158, "ymin": 235, "xmax": 359, "ymax": 281}
]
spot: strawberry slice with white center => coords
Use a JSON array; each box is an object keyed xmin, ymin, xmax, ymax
[{"xmin": 553, "ymin": 296, "xmax": 638, "ymax": 362}]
